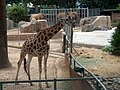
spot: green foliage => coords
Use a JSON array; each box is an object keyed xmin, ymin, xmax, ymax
[
  {"xmin": 110, "ymin": 21, "xmax": 120, "ymax": 55},
  {"xmin": 6, "ymin": 3, "xmax": 26, "ymax": 23},
  {"xmin": 102, "ymin": 45, "xmax": 113, "ymax": 52},
  {"xmin": 81, "ymin": 0, "xmax": 119, "ymax": 9},
  {"xmin": 112, "ymin": 18, "xmax": 120, "ymax": 27},
  {"xmin": 6, "ymin": 0, "xmax": 21, "ymax": 4},
  {"xmin": 117, "ymin": 4, "xmax": 120, "ymax": 11},
  {"xmin": 28, "ymin": 0, "xmax": 76, "ymax": 8}
]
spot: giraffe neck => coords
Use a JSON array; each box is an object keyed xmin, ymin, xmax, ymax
[{"xmin": 35, "ymin": 21, "xmax": 64, "ymax": 42}]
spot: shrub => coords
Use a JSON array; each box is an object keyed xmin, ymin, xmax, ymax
[
  {"xmin": 102, "ymin": 45, "xmax": 113, "ymax": 53},
  {"xmin": 117, "ymin": 4, "xmax": 120, "ymax": 11},
  {"xmin": 109, "ymin": 21, "xmax": 120, "ymax": 55},
  {"xmin": 6, "ymin": 3, "xmax": 26, "ymax": 23}
]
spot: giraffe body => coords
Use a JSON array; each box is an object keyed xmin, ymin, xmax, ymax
[{"xmin": 15, "ymin": 21, "xmax": 65, "ymax": 89}]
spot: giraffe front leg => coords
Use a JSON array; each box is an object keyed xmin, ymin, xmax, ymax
[
  {"xmin": 44, "ymin": 53, "xmax": 50, "ymax": 88},
  {"xmin": 38, "ymin": 56, "xmax": 43, "ymax": 90}
]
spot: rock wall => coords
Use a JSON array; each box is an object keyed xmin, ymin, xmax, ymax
[
  {"xmin": 92, "ymin": 16, "xmax": 111, "ymax": 30},
  {"xmin": 80, "ymin": 16, "xmax": 112, "ymax": 32}
]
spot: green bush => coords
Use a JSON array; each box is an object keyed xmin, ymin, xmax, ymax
[
  {"xmin": 102, "ymin": 45, "xmax": 113, "ymax": 53},
  {"xmin": 6, "ymin": 3, "xmax": 26, "ymax": 23},
  {"xmin": 110, "ymin": 21, "xmax": 120, "ymax": 55},
  {"xmin": 112, "ymin": 18, "xmax": 120, "ymax": 27},
  {"xmin": 117, "ymin": 4, "xmax": 120, "ymax": 11}
]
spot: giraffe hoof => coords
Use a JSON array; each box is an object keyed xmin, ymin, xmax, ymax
[{"xmin": 46, "ymin": 85, "xmax": 51, "ymax": 88}]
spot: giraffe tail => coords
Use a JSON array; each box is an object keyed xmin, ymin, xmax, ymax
[{"xmin": 24, "ymin": 58, "xmax": 27, "ymax": 73}]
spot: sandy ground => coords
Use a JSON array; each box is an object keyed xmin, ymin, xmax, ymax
[{"xmin": 74, "ymin": 47, "xmax": 120, "ymax": 77}]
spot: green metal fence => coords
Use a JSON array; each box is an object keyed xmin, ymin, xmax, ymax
[{"xmin": 0, "ymin": 77, "xmax": 96, "ymax": 90}]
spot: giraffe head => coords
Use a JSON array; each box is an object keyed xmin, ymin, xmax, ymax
[{"xmin": 58, "ymin": 13, "xmax": 76, "ymax": 27}]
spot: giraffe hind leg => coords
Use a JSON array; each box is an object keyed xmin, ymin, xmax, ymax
[
  {"xmin": 15, "ymin": 52, "xmax": 26, "ymax": 85},
  {"xmin": 44, "ymin": 53, "xmax": 50, "ymax": 88},
  {"xmin": 24, "ymin": 54, "xmax": 34, "ymax": 86},
  {"xmin": 23, "ymin": 58, "xmax": 27, "ymax": 73},
  {"xmin": 23, "ymin": 58, "xmax": 33, "ymax": 86},
  {"xmin": 38, "ymin": 56, "xmax": 43, "ymax": 89}
]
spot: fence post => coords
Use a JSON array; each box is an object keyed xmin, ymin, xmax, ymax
[
  {"xmin": 55, "ymin": 9, "xmax": 58, "ymax": 24},
  {"xmin": 62, "ymin": 32, "xmax": 66, "ymax": 53},
  {"xmin": 54, "ymin": 78, "xmax": 57, "ymax": 90},
  {"xmin": 73, "ymin": 60, "xmax": 76, "ymax": 69},
  {"xmin": 0, "ymin": 82, "xmax": 3, "ymax": 90},
  {"xmin": 70, "ymin": 26, "xmax": 73, "ymax": 65},
  {"xmin": 87, "ymin": 7, "xmax": 89, "ymax": 17}
]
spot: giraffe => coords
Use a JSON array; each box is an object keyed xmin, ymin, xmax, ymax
[
  {"xmin": 15, "ymin": 17, "xmax": 74, "ymax": 89},
  {"xmin": 57, "ymin": 11, "xmax": 79, "ymax": 27}
]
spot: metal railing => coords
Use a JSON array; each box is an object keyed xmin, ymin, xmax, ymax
[
  {"xmin": 0, "ymin": 77, "xmax": 96, "ymax": 90},
  {"xmin": 71, "ymin": 53, "xmax": 107, "ymax": 90},
  {"xmin": 39, "ymin": 8, "xmax": 89, "ymax": 26},
  {"xmin": 37, "ymin": 8, "xmax": 100, "ymax": 26}
]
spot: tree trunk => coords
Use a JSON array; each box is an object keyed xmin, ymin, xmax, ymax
[{"xmin": 0, "ymin": 0, "xmax": 12, "ymax": 68}]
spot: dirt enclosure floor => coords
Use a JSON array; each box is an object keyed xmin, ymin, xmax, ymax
[
  {"xmin": 74, "ymin": 47, "xmax": 120, "ymax": 77},
  {"xmin": 0, "ymin": 29, "xmax": 120, "ymax": 90}
]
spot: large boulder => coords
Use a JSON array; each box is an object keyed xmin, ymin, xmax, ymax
[
  {"xmin": 19, "ymin": 19, "xmax": 48, "ymax": 33},
  {"xmin": 36, "ymin": 20, "xmax": 48, "ymax": 32},
  {"xmin": 19, "ymin": 22, "xmax": 34, "ymax": 33},
  {"xmin": 80, "ymin": 16, "xmax": 97, "ymax": 27},
  {"xmin": 30, "ymin": 13, "xmax": 46, "ymax": 21},
  {"xmin": 82, "ymin": 24, "xmax": 94, "ymax": 32},
  {"xmin": 80, "ymin": 16, "xmax": 112, "ymax": 32},
  {"xmin": 18, "ymin": 21, "xmax": 29, "ymax": 28},
  {"xmin": 92, "ymin": 16, "xmax": 111, "ymax": 30}
]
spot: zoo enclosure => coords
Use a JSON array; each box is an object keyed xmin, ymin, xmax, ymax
[
  {"xmin": 5, "ymin": 8, "xmax": 103, "ymax": 90},
  {"xmin": 4, "ymin": 25, "xmax": 107, "ymax": 90}
]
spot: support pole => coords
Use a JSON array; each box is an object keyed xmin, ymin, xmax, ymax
[
  {"xmin": 54, "ymin": 78, "xmax": 57, "ymax": 90},
  {"xmin": 62, "ymin": 32, "xmax": 66, "ymax": 53},
  {"xmin": 70, "ymin": 26, "xmax": 73, "ymax": 65},
  {"xmin": 0, "ymin": 82, "xmax": 2, "ymax": 90}
]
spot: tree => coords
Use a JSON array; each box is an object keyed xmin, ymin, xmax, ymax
[
  {"xmin": 80, "ymin": 0, "xmax": 119, "ymax": 9},
  {"xmin": 110, "ymin": 21, "xmax": 120, "ymax": 55},
  {"xmin": 6, "ymin": 0, "xmax": 21, "ymax": 4},
  {"xmin": 117, "ymin": 4, "xmax": 120, "ymax": 11},
  {"xmin": 6, "ymin": 3, "xmax": 26, "ymax": 23},
  {"xmin": 27, "ymin": 0, "xmax": 76, "ymax": 8},
  {"xmin": 0, "ymin": 0, "xmax": 11, "ymax": 68}
]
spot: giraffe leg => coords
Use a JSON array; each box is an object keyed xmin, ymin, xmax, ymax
[
  {"xmin": 38, "ymin": 56, "xmax": 43, "ymax": 90},
  {"xmin": 24, "ymin": 54, "xmax": 34, "ymax": 86},
  {"xmin": 44, "ymin": 53, "xmax": 50, "ymax": 88},
  {"xmin": 15, "ymin": 52, "xmax": 26, "ymax": 85}
]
